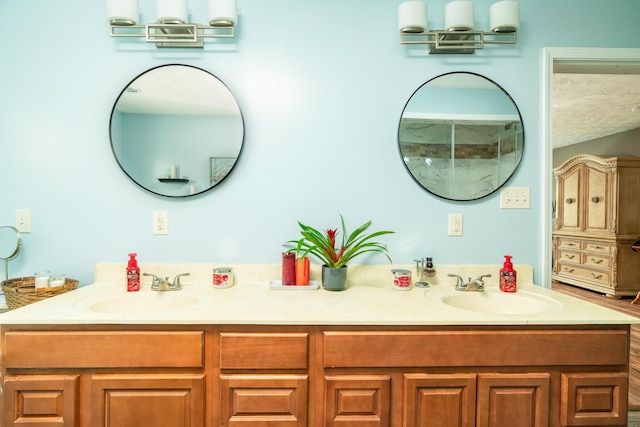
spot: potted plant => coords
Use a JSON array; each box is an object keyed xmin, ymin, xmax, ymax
[{"xmin": 285, "ymin": 215, "xmax": 394, "ymax": 291}]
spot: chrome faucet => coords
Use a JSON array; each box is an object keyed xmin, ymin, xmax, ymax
[
  {"xmin": 143, "ymin": 273, "xmax": 190, "ymax": 291},
  {"xmin": 448, "ymin": 273, "xmax": 491, "ymax": 292}
]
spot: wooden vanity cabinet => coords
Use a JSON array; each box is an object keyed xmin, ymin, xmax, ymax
[
  {"xmin": 321, "ymin": 327, "xmax": 630, "ymax": 427},
  {"xmin": 217, "ymin": 330, "xmax": 310, "ymax": 426},
  {"xmin": 552, "ymin": 154, "xmax": 640, "ymax": 297},
  {"xmin": 0, "ymin": 327, "xmax": 206, "ymax": 427},
  {"xmin": 1, "ymin": 324, "xmax": 631, "ymax": 427}
]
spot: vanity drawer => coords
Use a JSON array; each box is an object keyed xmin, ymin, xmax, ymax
[
  {"xmin": 323, "ymin": 331, "xmax": 627, "ymax": 368},
  {"xmin": 220, "ymin": 332, "xmax": 308, "ymax": 370},
  {"xmin": 3, "ymin": 331, "xmax": 204, "ymax": 369},
  {"xmin": 557, "ymin": 264, "xmax": 610, "ymax": 286}
]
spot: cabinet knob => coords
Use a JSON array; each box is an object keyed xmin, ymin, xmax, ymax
[
  {"xmin": 565, "ymin": 198, "xmax": 574, "ymax": 204},
  {"xmin": 590, "ymin": 273, "xmax": 602, "ymax": 279},
  {"xmin": 591, "ymin": 196, "xmax": 599, "ymax": 203}
]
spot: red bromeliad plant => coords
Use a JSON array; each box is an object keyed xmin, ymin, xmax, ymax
[{"xmin": 285, "ymin": 215, "xmax": 394, "ymax": 268}]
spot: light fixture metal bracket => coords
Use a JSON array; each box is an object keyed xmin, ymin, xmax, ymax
[
  {"xmin": 400, "ymin": 30, "xmax": 517, "ymax": 54},
  {"xmin": 110, "ymin": 23, "xmax": 235, "ymax": 48}
]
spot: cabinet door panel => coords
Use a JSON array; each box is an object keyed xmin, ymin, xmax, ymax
[
  {"xmin": 477, "ymin": 373, "xmax": 550, "ymax": 427},
  {"xmin": 220, "ymin": 374, "xmax": 308, "ymax": 427},
  {"xmin": 403, "ymin": 373, "xmax": 476, "ymax": 427},
  {"xmin": 325, "ymin": 375, "xmax": 391, "ymax": 427},
  {"xmin": 91, "ymin": 374, "xmax": 204, "ymax": 427},
  {"xmin": 561, "ymin": 372, "xmax": 628, "ymax": 426},
  {"xmin": 559, "ymin": 167, "xmax": 581, "ymax": 231},
  {"xmin": 585, "ymin": 166, "xmax": 609, "ymax": 233},
  {"xmin": 3, "ymin": 375, "xmax": 79, "ymax": 427}
]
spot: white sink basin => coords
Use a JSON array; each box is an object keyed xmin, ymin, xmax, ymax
[
  {"xmin": 441, "ymin": 290, "xmax": 563, "ymax": 315},
  {"xmin": 87, "ymin": 292, "xmax": 199, "ymax": 314}
]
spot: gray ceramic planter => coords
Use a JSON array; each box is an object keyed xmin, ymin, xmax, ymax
[{"xmin": 321, "ymin": 266, "xmax": 348, "ymax": 291}]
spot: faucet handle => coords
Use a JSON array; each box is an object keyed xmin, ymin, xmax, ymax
[
  {"xmin": 475, "ymin": 274, "xmax": 492, "ymax": 284},
  {"xmin": 143, "ymin": 273, "xmax": 162, "ymax": 290},
  {"xmin": 447, "ymin": 274, "xmax": 465, "ymax": 289},
  {"xmin": 172, "ymin": 273, "xmax": 190, "ymax": 288},
  {"xmin": 143, "ymin": 273, "xmax": 158, "ymax": 280}
]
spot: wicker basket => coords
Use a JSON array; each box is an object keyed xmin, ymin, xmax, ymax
[{"xmin": 1, "ymin": 276, "xmax": 79, "ymax": 310}]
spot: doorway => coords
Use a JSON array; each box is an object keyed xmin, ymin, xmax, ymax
[{"xmin": 540, "ymin": 47, "xmax": 640, "ymax": 288}]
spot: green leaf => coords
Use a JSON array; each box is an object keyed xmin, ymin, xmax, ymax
[{"xmin": 283, "ymin": 215, "xmax": 394, "ymax": 269}]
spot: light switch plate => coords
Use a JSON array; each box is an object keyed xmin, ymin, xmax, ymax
[
  {"xmin": 15, "ymin": 209, "xmax": 31, "ymax": 233},
  {"xmin": 500, "ymin": 187, "xmax": 530, "ymax": 209}
]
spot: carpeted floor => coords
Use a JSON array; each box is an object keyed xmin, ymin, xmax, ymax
[{"xmin": 630, "ymin": 411, "xmax": 640, "ymax": 426}]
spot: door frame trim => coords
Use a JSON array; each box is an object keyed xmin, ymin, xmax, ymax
[{"xmin": 540, "ymin": 47, "xmax": 640, "ymax": 288}]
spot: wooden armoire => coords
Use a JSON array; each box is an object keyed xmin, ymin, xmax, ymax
[{"xmin": 552, "ymin": 154, "xmax": 640, "ymax": 297}]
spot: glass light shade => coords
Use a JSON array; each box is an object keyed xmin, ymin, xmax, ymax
[
  {"xmin": 156, "ymin": 0, "xmax": 188, "ymax": 24},
  {"xmin": 107, "ymin": 0, "xmax": 139, "ymax": 25},
  {"xmin": 209, "ymin": 0, "xmax": 237, "ymax": 27},
  {"xmin": 444, "ymin": 0, "xmax": 474, "ymax": 31},
  {"xmin": 398, "ymin": 1, "xmax": 427, "ymax": 33},
  {"xmin": 490, "ymin": 0, "xmax": 520, "ymax": 33}
]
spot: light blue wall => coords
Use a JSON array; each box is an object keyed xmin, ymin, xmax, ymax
[
  {"xmin": 405, "ymin": 84, "xmax": 517, "ymax": 115},
  {"xmin": 114, "ymin": 112, "xmax": 242, "ymax": 196},
  {"xmin": 1, "ymin": 0, "xmax": 639, "ymax": 286}
]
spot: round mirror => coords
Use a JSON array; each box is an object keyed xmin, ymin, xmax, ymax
[
  {"xmin": 398, "ymin": 72, "xmax": 524, "ymax": 201},
  {"xmin": 0, "ymin": 225, "xmax": 22, "ymax": 280},
  {"xmin": 110, "ymin": 64, "xmax": 244, "ymax": 197}
]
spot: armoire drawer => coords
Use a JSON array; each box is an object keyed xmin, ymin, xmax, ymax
[
  {"xmin": 556, "ymin": 237, "xmax": 581, "ymax": 250},
  {"xmin": 583, "ymin": 241, "xmax": 613, "ymax": 254},
  {"xmin": 582, "ymin": 252, "xmax": 610, "ymax": 268},
  {"xmin": 557, "ymin": 264, "xmax": 610, "ymax": 286},
  {"xmin": 558, "ymin": 250, "xmax": 580, "ymax": 264}
]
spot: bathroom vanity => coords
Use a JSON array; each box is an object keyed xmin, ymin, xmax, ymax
[{"xmin": 0, "ymin": 264, "xmax": 636, "ymax": 427}]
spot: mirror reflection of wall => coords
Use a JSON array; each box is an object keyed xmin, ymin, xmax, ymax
[
  {"xmin": 398, "ymin": 72, "xmax": 524, "ymax": 201},
  {"xmin": 110, "ymin": 64, "xmax": 244, "ymax": 198},
  {"xmin": 0, "ymin": 226, "xmax": 22, "ymax": 281}
]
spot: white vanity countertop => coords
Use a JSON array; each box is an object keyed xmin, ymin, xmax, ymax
[{"xmin": 0, "ymin": 263, "xmax": 637, "ymax": 326}]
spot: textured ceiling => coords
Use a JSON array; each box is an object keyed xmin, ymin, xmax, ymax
[{"xmin": 552, "ymin": 73, "xmax": 640, "ymax": 148}]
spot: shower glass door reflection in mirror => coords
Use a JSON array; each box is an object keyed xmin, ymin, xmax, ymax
[{"xmin": 398, "ymin": 72, "xmax": 524, "ymax": 201}]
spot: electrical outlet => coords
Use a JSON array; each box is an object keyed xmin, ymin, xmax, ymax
[
  {"xmin": 153, "ymin": 211, "xmax": 168, "ymax": 235},
  {"xmin": 448, "ymin": 213, "xmax": 463, "ymax": 237},
  {"xmin": 15, "ymin": 209, "xmax": 31, "ymax": 233},
  {"xmin": 500, "ymin": 186, "xmax": 531, "ymax": 209}
]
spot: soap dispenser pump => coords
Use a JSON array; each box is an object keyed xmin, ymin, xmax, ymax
[
  {"xmin": 499, "ymin": 255, "xmax": 516, "ymax": 293},
  {"xmin": 127, "ymin": 253, "xmax": 140, "ymax": 292},
  {"xmin": 424, "ymin": 257, "xmax": 436, "ymax": 277}
]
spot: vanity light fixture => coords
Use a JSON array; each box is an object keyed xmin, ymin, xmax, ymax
[
  {"xmin": 398, "ymin": 0, "xmax": 519, "ymax": 54},
  {"xmin": 107, "ymin": 0, "xmax": 237, "ymax": 48}
]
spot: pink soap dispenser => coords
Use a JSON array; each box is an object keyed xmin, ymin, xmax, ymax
[
  {"xmin": 499, "ymin": 255, "xmax": 517, "ymax": 293},
  {"xmin": 127, "ymin": 253, "xmax": 140, "ymax": 292}
]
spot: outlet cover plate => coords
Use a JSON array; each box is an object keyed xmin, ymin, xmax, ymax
[
  {"xmin": 448, "ymin": 213, "xmax": 463, "ymax": 237},
  {"xmin": 153, "ymin": 211, "xmax": 168, "ymax": 235}
]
